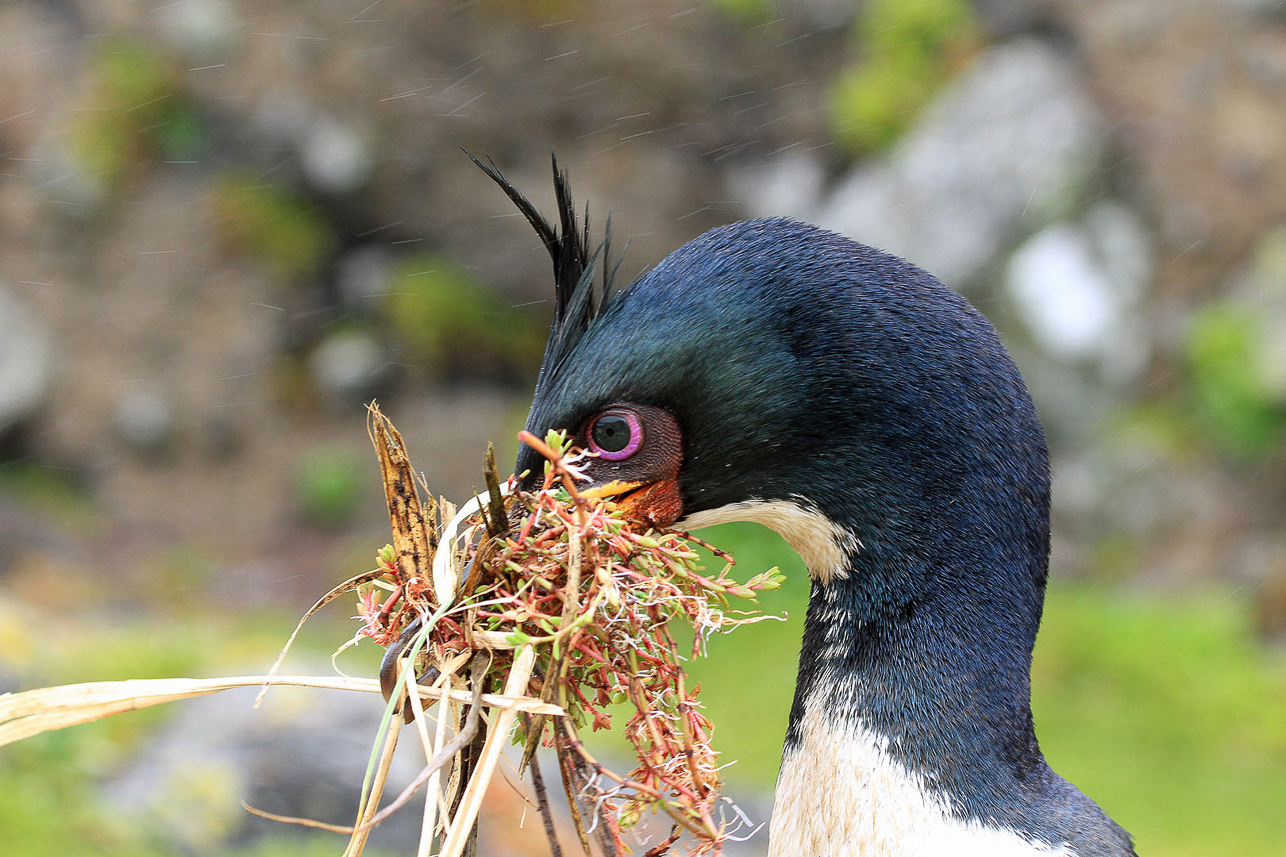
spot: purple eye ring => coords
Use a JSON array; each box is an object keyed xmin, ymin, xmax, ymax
[{"xmin": 588, "ymin": 409, "xmax": 643, "ymax": 460}]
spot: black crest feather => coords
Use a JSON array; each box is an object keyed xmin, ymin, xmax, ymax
[{"xmin": 468, "ymin": 152, "xmax": 621, "ymax": 398}]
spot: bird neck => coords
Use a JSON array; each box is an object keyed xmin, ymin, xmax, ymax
[{"xmin": 767, "ymin": 540, "xmax": 1064, "ymax": 856}]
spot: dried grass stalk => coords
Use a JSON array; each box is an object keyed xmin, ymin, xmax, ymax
[{"xmin": 0, "ymin": 675, "xmax": 561, "ymax": 749}]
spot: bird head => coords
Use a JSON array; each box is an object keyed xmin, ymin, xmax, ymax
[{"xmin": 485, "ymin": 157, "xmax": 1050, "ymax": 603}]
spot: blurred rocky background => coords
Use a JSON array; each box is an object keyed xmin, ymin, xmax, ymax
[{"xmin": 1, "ymin": 1, "xmax": 1285, "ymax": 855}]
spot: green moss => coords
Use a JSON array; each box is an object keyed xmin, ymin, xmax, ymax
[
  {"xmin": 1089, "ymin": 531, "xmax": 1143, "ymax": 582},
  {"xmin": 0, "ymin": 460, "xmax": 95, "ymax": 529},
  {"xmin": 294, "ymin": 446, "xmax": 366, "ymax": 528},
  {"xmin": 156, "ymin": 102, "xmax": 212, "ymax": 162},
  {"xmin": 67, "ymin": 37, "xmax": 207, "ymax": 187},
  {"xmin": 0, "ymin": 620, "xmax": 226, "ymax": 857},
  {"xmin": 149, "ymin": 544, "xmax": 217, "ymax": 605},
  {"xmin": 1107, "ymin": 401, "xmax": 1203, "ymax": 463},
  {"xmin": 0, "ymin": 741, "xmax": 171, "ymax": 857},
  {"xmin": 704, "ymin": 0, "xmax": 774, "ymax": 24},
  {"xmin": 212, "ymin": 175, "xmax": 337, "ymax": 279},
  {"xmin": 382, "ymin": 254, "xmax": 544, "ymax": 379},
  {"xmin": 1184, "ymin": 304, "xmax": 1285, "ymax": 457},
  {"xmin": 829, "ymin": 0, "xmax": 980, "ymax": 154}
]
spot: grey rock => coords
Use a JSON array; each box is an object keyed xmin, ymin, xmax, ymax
[
  {"xmin": 26, "ymin": 133, "xmax": 110, "ymax": 220},
  {"xmin": 971, "ymin": 0, "xmax": 1055, "ymax": 37},
  {"xmin": 1223, "ymin": 0, "xmax": 1286, "ymax": 22},
  {"xmin": 1008, "ymin": 224, "xmax": 1117, "ymax": 360},
  {"xmin": 726, "ymin": 151, "xmax": 827, "ymax": 222},
  {"xmin": 114, "ymin": 387, "xmax": 174, "ymax": 453},
  {"xmin": 300, "ymin": 115, "xmax": 375, "ymax": 196},
  {"xmin": 336, "ymin": 245, "xmax": 393, "ymax": 312},
  {"xmin": 1160, "ymin": 200, "xmax": 1213, "ymax": 253},
  {"xmin": 309, "ymin": 329, "xmax": 392, "ymax": 404},
  {"xmin": 104, "ymin": 682, "xmax": 426, "ymax": 853},
  {"xmin": 204, "ymin": 414, "xmax": 244, "ymax": 461},
  {"xmin": 252, "ymin": 89, "xmax": 313, "ymax": 147},
  {"xmin": 249, "ymin": 94, "xmax": 376, "ymax": 196},
  {"xmin": 1005, "ymin": 342, "xmax": 1118, "ymax": 448},
  {"xmin": 1004, "ymin": 201, "xmax": 1153, "ymax": 384},
  {"xmin": 0, "ymin": 288, "xmax": 53, "ymax": 435},
  {"xmin": 1083, "ymin": 200, "xmax": 1153, "ymax": 306},
  {"xmin": 783, "ymin": 0, "xmax": 859, "ymax": 31},
  {"xmin": 1241, "ymin": 39, "xmax": 1286, "ymax": 91},
  {"xmin": 816, "ymin": 39, "xmax": 1106, "ymax": 289},
  {"xmin": 155, "ymin": 0, "xmax": 239, "ymax": 61}
]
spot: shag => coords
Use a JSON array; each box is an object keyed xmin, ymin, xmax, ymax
[{"xmin": 481, "ymin": 157, "xmax": 1135, "ymax": 856}]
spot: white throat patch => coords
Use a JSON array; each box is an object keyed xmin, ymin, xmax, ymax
[
  {"xmin": 678, "ymin": 498, "xmax": 860, "ymax": 584},
  {"xmin": 769, "ymin": 703, "xmax": 1075, "ymax": 857}
]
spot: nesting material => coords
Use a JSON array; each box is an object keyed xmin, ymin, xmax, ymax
[
  {"xmin": 351, "ymin": 404, "xmax": 783, "ymax": 857},
  {"xmin": 0, "ymin": 403, "xmax": 781, "ymax": 857}
]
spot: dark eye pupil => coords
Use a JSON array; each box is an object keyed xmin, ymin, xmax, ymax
[{"xmin": 592, "ymin": 416, "xmax": 631, "ymax": 452}]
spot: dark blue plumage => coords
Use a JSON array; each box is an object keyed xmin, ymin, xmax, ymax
[{"xmin": 489, "ymin": 162, "xmax": 1134, "ymax": 856}]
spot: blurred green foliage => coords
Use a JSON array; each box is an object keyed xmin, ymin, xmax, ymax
[
  {"xmin": 0, "ymin": 460, "xmax": 95, "ymax": 529},
  {"xmin": 1088, "ymin": 531, "xmax": 1144, "ymax": 583},
  {"xmin": 1185, "ymin": 304, "xmax": 1286, "ymax": 458},
  {"xmin": 68, "ymin": 37, "xmax": 208, "ymax": 188},
  {"xmin": 0, "ymin": 618, "xmax": 233, "ymax": 857},
  {"xmin": 829, "ymin": 0, "xmax": 980, "ymax": 154},
  {"xmin": 1108, "ymin": 401, "xmax": 1203, "ymax": 464},
  {"xmin": 294, "ymin": 446, "xmax": 367, "ymax": 528},
  {"xmin": 212, "ymin": 175, "xmax": 338, "ymax": 280},
  {"xmin": 1035, "ymin": 587, "xmax": 1286, "ymax": 857},
  {"xmin": 151, "ymin": 544, "xmax": 218, "ymax": 603},
  {"xmin": 704, "ymin": 0, "xmax": 774, "ymax": 24},
  {"xmin": 382, "ymin": 254, "xmax": 544, "ymax": 380},
  {"xmin": 0, "ymin": 741, "xmax": 156, "ymax": 857}
]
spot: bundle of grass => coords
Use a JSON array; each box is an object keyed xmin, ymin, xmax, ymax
[
  {"xmin": 0, "ymin": 403, "xmax": 780, "ymax": 857},
  {"xmin": 317, "ymin": 405, "xmax": 783, "ymax": 857}
]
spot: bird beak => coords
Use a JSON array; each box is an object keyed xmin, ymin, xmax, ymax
[
  {"xmin": 581, "ymin": 478, "xmax": 684, "ymax": 530},
  {"xmin": 579, "ymin": 479, "xmax": 645, "ymax": 501}
]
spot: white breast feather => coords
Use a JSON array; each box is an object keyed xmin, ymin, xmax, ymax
[{"xmin": 767, "ymin": 703, "xmax": 1075, "ymax": 857}]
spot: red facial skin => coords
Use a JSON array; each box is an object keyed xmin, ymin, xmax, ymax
[{"xmin": 616, "ymin": 478, "xmax": 683, "ymax": 529}]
